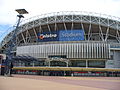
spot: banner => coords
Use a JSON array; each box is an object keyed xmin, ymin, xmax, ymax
[
  {"xmin": 59, "ymin": 30, "xmax": 84, "ymax": 41},
  {"xmin": 37, "ymin": 30, "xmax": 84, "ymax": 42}
]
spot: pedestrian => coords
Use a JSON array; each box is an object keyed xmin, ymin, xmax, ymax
[{"xmin": 10, "ymin": 62, "xmax": 14, "ymax": 76}]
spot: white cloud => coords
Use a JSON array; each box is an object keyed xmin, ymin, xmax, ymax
[
  {"xmin": 0, "ymin": 0, "xmax": 120, "ymax": 25},
  {"xmin": 0, "ymin": 0, "xmax": 120, "ymax": 42}
]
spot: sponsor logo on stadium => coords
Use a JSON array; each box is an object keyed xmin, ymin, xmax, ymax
[
  {"xmin": 37, "ymin": 32, "xmax": 58, "ymax": 42},
  {"xmin": 38, "ymin": 34, "xmax": 57, "ymax": 40}
]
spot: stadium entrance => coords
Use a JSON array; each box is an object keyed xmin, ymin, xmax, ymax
[{"xmin": 46, "ymin": 55, "xmax": 69, "ymax": 67}]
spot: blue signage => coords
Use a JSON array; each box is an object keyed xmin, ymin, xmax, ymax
[
  {"xmin": 37, "ymin": 30, "xmax": 84, "ymax": 42},
  {"xmin": 37, "ymin": 32, "xmax": 59, "ymax": 42},
  {"xmin": 59, "ymin": 30, "xmax": 84, "ymax": 41}
]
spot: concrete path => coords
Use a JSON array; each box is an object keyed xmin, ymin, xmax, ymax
[{"xmin": 0, "ymin": 75, "xmax": 120, "ymax": 90}]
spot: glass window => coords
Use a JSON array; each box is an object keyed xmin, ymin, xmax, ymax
[
  {"xmin": 50, "ymin": 61, "xmax": 66, "ymax": 67},
  {"xmin": 88, "ymin": 60, "xmax": 105, "ymax": 68},
  {"xmin": 71, "ymin": 60, "xmax": 86, "ymax": 67}
]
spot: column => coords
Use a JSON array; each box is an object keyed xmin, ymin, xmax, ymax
[{"xmin": 86, "ymin": 60, "xmax": 88, "ymax": 68}]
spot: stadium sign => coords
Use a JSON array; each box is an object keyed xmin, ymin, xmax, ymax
[
  {"xmin": 59, "ymin": 30, "xmax": 84, "ymax": 41},
  {"xmin": 37, "ymin": 30, "xmax": 84, "ymax": 42},
  {"xmin": 37, "ymin": 32, "xmax": 59, "ymax": 42}
]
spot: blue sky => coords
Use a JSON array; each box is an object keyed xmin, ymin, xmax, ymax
[
  {"xmin": 0, "ymin": 24, "xmax": 14, "ymax": 42},
  {"xmin": 0, "ymin": 0, "xmax": 120, "ymax": 42}
]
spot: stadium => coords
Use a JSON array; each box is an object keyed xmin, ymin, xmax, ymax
[{"xmin": 0, "ymin": 11, "xmax": 120, "ymax": 76}]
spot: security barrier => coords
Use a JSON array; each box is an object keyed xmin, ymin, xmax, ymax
[{"xmin": 12, "ymin": 67, "xmax": 120, "ymax": 77}]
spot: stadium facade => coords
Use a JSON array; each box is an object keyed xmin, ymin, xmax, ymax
[{"xmin": 0, "ymin": 11, "xmax": 120, "ymax": 68}]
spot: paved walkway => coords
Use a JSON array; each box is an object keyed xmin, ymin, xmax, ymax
[{"xmin": 0, "ymin": 75, "xmax": 120, "ymax": 90}]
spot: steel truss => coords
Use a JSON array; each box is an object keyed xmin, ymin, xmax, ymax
[{"xmin": 1, "ymin": 11, "xmax": 120, "ymax": 49}]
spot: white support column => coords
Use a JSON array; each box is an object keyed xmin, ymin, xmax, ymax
[
  {"xmin": 66, "ymin": 61, "xmax": 68, "ymax": 67},
  {"xmin": 33, "ymin": 27, "xmax": 38, "ymax": 39},
  {"xmin": 39, "ymin": 24, "xmax": 42, "ymax": 33},
  {"xmin": 32, "ymin": 61, "xmax": 35, "ymax": 67},
  {"xmin": 88, "ymin": 16, "xmax": 92, "ymax": 41},
  {"xmin": 71, "ymin": 15, "xmax": 74, "ymax": 30},
  {"xmin": 98, "ymin": 17, "xmax": 104, "ymax": 41},
  {"xmin": 105, "ymin": 27, "xmax": 109, "ymax": 41},
  {"xmin": 26, "ymin": 29, "xmax": 31, "ymax": 43},
  {"xmin": 63, "ymin": 15, "xmax": 67, "ymax": 30},
  {"xmin": 81, "ymin": 22, "xmax": 86, "ymax": 40},
  {"xmin": 49, "ymin": 61, "xmax": 50, "ymax": 67},
  {"xmin": 21, "ymin": 32, "xmax": 26, "ymax": 44},
  {"xmin": 26, "ymin": 30, "xmax": 31, "ymax": 42},
  {"xmin": 105, "ymin": 19, "xmax": 110, "ymax": 41},
  {"xmin": 47, "ymin": 24, "xmax": 51, "ymax": 32},
  {"xmin": 54, "ymin": 22, "xmax": 57, "ymax": 31},
  {"xmin": 88, "ymin": 23, "xmax": 92, "ymax": 41},
  {"xmin": 86, "ymin": 60, "xmax": 88, "ymax": 68},
  {"xmin": 99, "ymin": 24, "xmax": 104, "ymax": 41},
  {"xmin": 54, "ymin": 16, "xmax": 57, "ymax": 31},
  {"xmin": 116, "ymin": 22, "xmax": 120, "ymax": 42},
  {"xmin": 116, "ymin": 30, "xmax": 120, "ymax": 42},
  {"xmin": 63, "ymin": 22, "xmax": 67, "ymax": 30}
]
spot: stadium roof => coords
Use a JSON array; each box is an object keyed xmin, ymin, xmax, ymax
[{"xmin": 1, "ymin": 11, "xmax": 120, "ymax": 48}]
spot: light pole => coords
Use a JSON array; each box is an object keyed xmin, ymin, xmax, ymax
[{"xmin": 5, "ymin": 9, "xmax": 28, "ymax": 76}]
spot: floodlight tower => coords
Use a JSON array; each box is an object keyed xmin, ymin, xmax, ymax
[{"xmin": 5, "ymin": 9, "xmax": 28, "ymax": 76}]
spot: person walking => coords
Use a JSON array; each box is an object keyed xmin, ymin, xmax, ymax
[{"xmin": 10, "ymin": 62, "xmax": 13, "ymax": 75}]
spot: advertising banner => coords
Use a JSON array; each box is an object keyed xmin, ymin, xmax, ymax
[
  {"xmin": 37, "ymin": 32, "xmax": 59, "ymax": 42},
  {"xmin": 37, "ymin": 30, "xmax": 84, "ymax": 42},
  {"xmin": 59, "ymin": 30, "xmax": 84, "ymax": 41}
]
